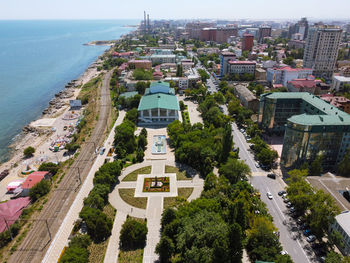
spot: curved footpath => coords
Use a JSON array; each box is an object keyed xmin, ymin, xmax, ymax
[{"xmin": 8, "ymin": 70, "xmax": 114, "ymax": 263}]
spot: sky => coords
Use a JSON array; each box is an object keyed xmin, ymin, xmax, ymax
[{"xmin": 0, "ymin": 0, "xmax": 349, "ymax": 21}]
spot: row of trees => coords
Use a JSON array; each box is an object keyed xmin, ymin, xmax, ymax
[{"xmin": 60, "ymin": 161, "xmax": 122, "ymax": 262}]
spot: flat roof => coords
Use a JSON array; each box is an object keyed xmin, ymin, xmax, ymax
[
  {"xmin": 120, "ymin": 91, "xmax": 139, "ymax": 99},
  {"xmin": 333, "ymin": 76, "xmax": 350, "ymax": 82}
]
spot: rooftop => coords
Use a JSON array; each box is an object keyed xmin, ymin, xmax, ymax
[
  {"xmin": 270, "ymin": 66, "xmax": 312, "ymax": 72},
  {"xmin": 333, "ymin": 76, "xmax": 350, "ymax": 82},
  {"xmin": 262, "ymin": 92, "xmax": 350, "ymax": 126},
  {"xmin": 120, "ymin": 91, "xmax": 139, "ymax": 99},
  {"xmin": 22, "ymin": 171, "xmax": 48, "ymax": 189},
  {"xmin": 228, "ymin": 60, "xmax": 256, "ymax": 65},
  {"xmin": 138, "ymin": 93, "xmax": 179, "ymax": 111},
  {"xmin": 335, "ymin": 211, "xmax": 350, "ymax": 236},
  {"xmin": 235, "ymin": 85, "xmax": 257, "ymax": 102}
]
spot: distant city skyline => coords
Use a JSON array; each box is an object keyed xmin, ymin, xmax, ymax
[{"xmin": 1, "ymin": 0, "xmax": 350, "ymax": 21}]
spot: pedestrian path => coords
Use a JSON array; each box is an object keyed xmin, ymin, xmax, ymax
[
  {"xmin": 42, "ymin": 111, "xmax": 126, "ymax": 263},
  {"xmin": 143, "ymin": 196, "xmax": 163, "ymax": 263},
  {"xmin": 103, "ymin": 211, "xmax": 127, "ymax": 263}
]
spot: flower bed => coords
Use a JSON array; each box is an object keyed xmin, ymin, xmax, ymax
[{"xmin": 143, "ymin": 177, "xmax": 170, "ymax": 192}]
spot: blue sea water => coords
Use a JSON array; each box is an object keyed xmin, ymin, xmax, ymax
[{"xmin": 0, "ymin": 20, "xmax": 137, "ymax": 162}]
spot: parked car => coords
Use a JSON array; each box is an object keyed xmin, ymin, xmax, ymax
[
  {"xmin": 299, "ymin": 223, "xmax": 309, "ymax": 230},
  {"xmin": 289, "ymin": 207, "xmax": 295, "ymax": 213},
  {"xmin": 278, "ymin": 190, "xmax": 286, "ymax": 196},
  {"xmin": 296, "ymin": 218, "xmax": 304, "ymax": 225},
  {"xmin": 267, "ymin": 192, "xmax": 273, "ymax": 199},
  {"xmin": 307, "ymin": 235, "xmax": 316, "ymax": 242},
  {"xmin": 283, "ymin": 198, "xmax": 290, "ymax": 203},
  {"xmin": 99, "ymin": 147, "xmax": 106, "ymax": 155},
  {"xmin": 267, "ymin": 173, "xmax": 276, "ymax": 179},
  {"xmin": 286, "ymin": 202, "xmax": 292, "ymax": 208},
  {"xmin": 0, "ymin": 169, "xmax": 9, "ymax": 181},
  {"xmin": 281, "ymin": 251, "xmax": 288, "ymax": 255},
  {"xmin": 304, "ymin": 229, "xmax": 312, "ymax": 236},
  {"xmin": 255, "ymin": 163, "xmax": 260, "ymax": 168}
]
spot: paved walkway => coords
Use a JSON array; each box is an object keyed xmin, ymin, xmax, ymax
[
  {"xmin": 42, "ymin": 111, "xmax": 126, "ymax": 263},
  {"xmin": 105, "ymin": 157, "xmax": 204, "ymax": 263},
  {"xmin": 143, "ymin": 197, "xmax": 163, "ymax": 263},
  {"xmin": 104, "ymin": 211, "xmax": 127, "ymax": 263}
]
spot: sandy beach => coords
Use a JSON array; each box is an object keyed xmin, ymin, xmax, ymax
[{"xmin": 0, "ymin": 56, "xmax": 103, "ymax": 201}]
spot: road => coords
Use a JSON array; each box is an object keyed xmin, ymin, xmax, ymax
[
  {"xmin": 219, "ymin": 104, "xmax": 315, "ymax": 263},
  {"xmin": 8, "ymin": 70, "xmax": 114, "ymax": 263}
]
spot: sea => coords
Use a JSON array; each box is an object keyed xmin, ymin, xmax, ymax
[{"xmin": 0, "ymin": 20, "xmax": 137, "ymax": 163}]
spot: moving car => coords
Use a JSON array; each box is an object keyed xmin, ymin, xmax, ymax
[{"xmin": 267, "ymin": 192, "xmax": 273, "ymax": 199}]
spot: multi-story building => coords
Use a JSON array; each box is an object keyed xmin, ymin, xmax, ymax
[
  {"xmin": 321, "ymin": 94, "xmax": 350, "ymax": 114},
  {"xmin": 258, "ymin": 26, "xmax": 272, "ymax": 43},
  {"xmin": 258, "ymin": 92, "xmax": 350, "ymax": 168},
  {"xmin": 138, "ymin": 81, "xmax": 180, "ymax": 125},
  {"xmin": 242, "ymin": 33, "xmax": 254, "ymax": 51},
  {"xmin": 234, "ymin": 84, "xmax": 259, "ymax": 112},
  {"xmin": 303, "ymin": 25, "xmax": 342, "ymax": 79},
  {"xmin": 332, "ymin": 76, "xmax": 350, "ymax": 91},
  {"xmin": 267, "ymin": 66, "xmax": 313, "ymax": 87},
  {"xmin": 227, "ymin": 61, "xmax": 256, "ymax": 75},
  {"xmin": 330, "ymin": 211, "xmax": 350, "ymax": 256},
  {"xmin": 288, "ymin": 17, "xmax": 309, "ymax": 40},
  {"xmin": 185, "ymin": 21, "xmax": 215, "ymax": 39},
  {"xmin": 220, "ymin": 51, "xmax": 236, "ymax": 76},
  {"xmin": 287, "ymin": 78, "xmax": 322, "ymax": 94},
  {"xmin": 288, "ymin": 40, "xmax": 305, "ymax": 50},
  {"xmin": 200, "ymin": 27, "xmax": 238, "ymax": 43},
  {"xmin": 200, "ymin": 28, "xmax": 217, "ymax": 42}
]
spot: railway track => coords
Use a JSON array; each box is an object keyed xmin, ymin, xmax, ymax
[{"xmin": 7, "ymin": 70, "xmax": 113, "ymax": 263}]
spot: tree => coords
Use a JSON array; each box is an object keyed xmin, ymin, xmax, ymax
[
  {"xmin": 246, "ymin": 217, "xmax": 281, "ymax": 262},
  {"xmin": 283, "ymin": 56, "xmax": 294, "ymax": 66},
  {"xmin": 309, "ymin": 155, "xmax": 323, "ymax": 176},
  {"xmin": 257, "ymin": 148, "xmax": 278, "ymax": 168},
  {"xmin": 29, "ymin": 180, "xmax": 51, "ymax": 202},
  {"xmin": 338, "ymin": 150, "xmax": 350, "ymax": 177},
  {"xmin": 136, "ymin": 149, "xmax": 144, "ymax": 162},
  {"xmin": 221, "ymin": 123, "xmax": 233, "ymax": 163},
  {"xmin": 176, "ymin": 210, "xmax": 231, "ymax": 263},
  {"xmin": 325, "ymin": 251, "xmax": 342, "ymax": 263},
  {"xmin": 176, "ymin": 64, "xmax": 183, "ymax": 77},
  {"xmin": 219, "ymin": 157, "xmax": 251, "ymax": 184},
  {"xmin": 135, "ymin": 81, "xmax": 149, "ymax": 95},
  {"xmin": 137, "ymin": 134, "xmax": 147, "ymax": 151},
  {"xmin": 38, "ymin": 162, "xmax": 59, "ymax": 175},
  {"xmin": 114, "ymin": 120, "xmax": 136, "ymax": 158},
  {"xmin": 286, "ymin": 169, "xmax": 313, "ymax": 215},
  {"xmin": 125, "ymin": 108, "xmax": 138, "ymax": 124},
  {"xmin": 204, "ymin": 172, "xmax": 218, "ymax": 191},
  {"xmin": 197, "ymin": 68, "xmax": 209, "ymax": 82},
  {"xmin": 79, "ymin": 207, "xmax": 112, "ymax": 242},
  {"xmin": 132, "ymin": 68, "xmax": 153, "ymax": 80},
  {"xmin": 155, "ymin": 236, "xmax": 175, "ymax": 263},
  {"xmin": 120, "ymin": 218, "xmax": 148, "ymax": 249},
  {"xmin": 24, "ymin": 146, "xmax": 35, "ymax": 158},
  {"xmin": 60, "ymin": 234, "xmax": 91, "ymax": 263},
  {"xmin": 307, "ymin": 190, "xmax": 340, "ymax": 240}
]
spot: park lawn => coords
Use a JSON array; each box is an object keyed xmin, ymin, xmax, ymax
[
  {"xmin": 163, "ymin": 188, "xmax": 194, "ymax": 209},
  {"xmin": 118, "ymin": 248, "xmax": 144, "ymax": 263},
  {"xmin": 88, "ymin": 204, "xmax": 116, "ymax": 263},
  {"xmin": 122, "ymin": 166, "xmax": 152, "ymax": 182},
  {"xmin": 165, "ymin": 165, "xmax": 191, "ymax": 180},
  {"xmin": 119, "ymin": 189, "xmax": 147, "ymax": 209}
]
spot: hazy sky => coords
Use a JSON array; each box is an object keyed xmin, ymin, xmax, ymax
[{"xmin": 0, "ymin": 0, "xmax": 349, "ymax": 20}]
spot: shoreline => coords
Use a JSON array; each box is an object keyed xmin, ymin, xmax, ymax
[{"xmin": 0, "ymin": 46, "xmax": 110, "ymax": 173}]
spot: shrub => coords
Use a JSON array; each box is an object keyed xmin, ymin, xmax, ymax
[
  {"xmin": 39, "ymin": 162, "xmax": 59, "ymax": 175},
  {"xmin": 23, "ymin": 146, "xmax": 35, "ymax": 158},
  {"xmin": 120, "ymin": 218, "xmax": 148, "ymax": 249},
  {"xmin": 29, "ymin": 180, "xmax": 51, "ymax": 202}
]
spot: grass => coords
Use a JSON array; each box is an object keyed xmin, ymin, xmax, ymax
[
  {"xmin": 164, "ymin": 188, "xmax": 194, "ymax": 209},
  {"xmin": 165, "ymin": 165, "xmax": 191, "ymax": 180},
  {"xmin": 118, "ymin": 248, "xmax": 144, "ymax": 263},
  {"xmin": 122, "ymin": 166, "xmax": 152, "ymax": 182},
  {"xmin": 88, "ymin": 203, "xmax": 116, "ymax": 263},
  {"xmin": 119, "ymin": 189, "xmax": 147, "ymax": 209}
]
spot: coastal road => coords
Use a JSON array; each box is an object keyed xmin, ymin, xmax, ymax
[{"xmin": 8, "ymin": 70, "xmax": 114, "ymax": 263}]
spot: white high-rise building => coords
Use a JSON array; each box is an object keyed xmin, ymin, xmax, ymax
[{"xmin": 303, "ymin": 25, "xmax": 342, "ymax": 79}]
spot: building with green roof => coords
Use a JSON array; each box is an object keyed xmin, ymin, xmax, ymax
[
  {"xmin": 258, "ymin": 92, "xmax": 350, "ymax": 168},
  {"xmin": 138, "ymin": 81, "xmax": 180, "ymax": 125}
]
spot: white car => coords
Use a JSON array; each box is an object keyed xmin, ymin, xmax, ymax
[
  {"xmin": 267, "ymin": 192, "xmax": 273, "ymax": 199},
  {"xmin": 255, "ymin": 163, "xmax": 260, "ymax": 168},
  {"xmin": 281, "ymin": 250, "xmax": 288, "ymax": 255}
]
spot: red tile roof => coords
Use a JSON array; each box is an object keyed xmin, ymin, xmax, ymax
[
  {"xmin": 0, "ymin": 197, "xmax": 30, "ymax": 233},
  {"xmin": 271, "ymin": 66, "xmax": 312, "ymax": 72},
  {"xmin": 22, "ymin": 171, "xmax": 48, "ymax": 189},
  {"xmin": 288, "ymin": 78, "xmax": 321, "ymax": 89}
]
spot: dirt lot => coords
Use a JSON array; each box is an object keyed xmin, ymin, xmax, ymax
[{"xmin": 307, "ymin": 173, "xmax": 350, "ymax": 211}]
